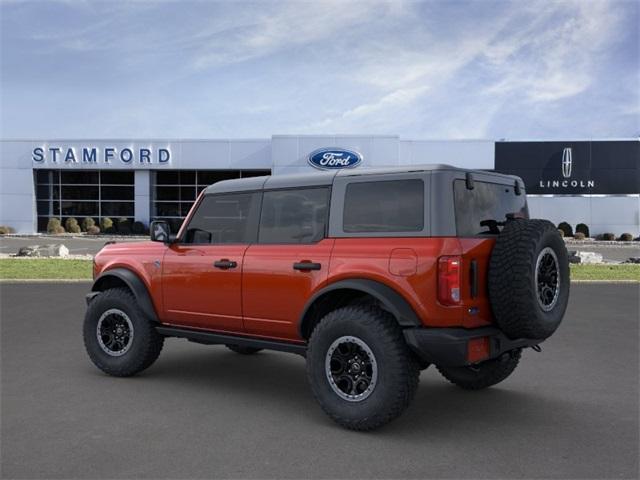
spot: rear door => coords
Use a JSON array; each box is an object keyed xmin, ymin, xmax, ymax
[
  {"xmin": 161, "ymin": 192, "xmax": 261, "ymax": 332},
  {"xmin": 242, "ymin": 187, "xmax": 333, "ymax": 340}
]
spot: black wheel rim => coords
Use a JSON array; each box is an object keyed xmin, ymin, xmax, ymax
[
  {"xmin": 96, "ymin": 308, "xmax": 134, "ymax": 357},
  {"xmin": 325, "ymin": 336, "xmax": 377, "ymax": 402},
  {"xmin": 535, "ymin": 247, "xmax": 560, "ymax": 311}
]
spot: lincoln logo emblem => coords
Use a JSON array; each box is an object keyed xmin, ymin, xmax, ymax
[{"xmin": 561, "ymin": 147, "xmax": 572, "ymax": 178}]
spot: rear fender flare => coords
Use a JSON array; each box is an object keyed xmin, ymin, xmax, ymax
[{"xmin": 298, "ymin": 278, "xmax": 422, "ymax": 337}]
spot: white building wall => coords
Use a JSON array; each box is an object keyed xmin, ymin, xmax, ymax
[
  {"xmin": 527, "ymin": 195, "xmax": 640, "ymax": 236},
  {"xmin": 399, "ymin": 139, "xmax": 494, "ymax": 169},
  {"xmin": 134, "ymin": 170, "xmax": 151, "ymax": 225},
  {"xmin": 271, "ymin": 135, "xmax": 400, "ymax": 175},
  {"xmin": 0, "ymin": 141, "xmax": 37, "ymax": 233},
  {"xmin": 1, "ymin": 137, "xmax": 638, "ymax": 235}
]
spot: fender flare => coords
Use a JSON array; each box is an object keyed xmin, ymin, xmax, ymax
[
  {"xmin": 91, "ymin": 268, "xmax": 159, "ymax": 323},
  {"xmin": 298, "ymin": 278, "xmax": 422, "ymax": 337}
]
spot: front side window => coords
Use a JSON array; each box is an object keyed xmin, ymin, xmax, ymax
[
  {"xmin": 343, "ymin": 179, "xmax": 424, "ymax": 233},
  {"xmin": 183, "ymin": 192, "xmax": 260, "ymax": 244},
  {"xmin": 259, "ymin": 188, "xmax": 329, "ymax": 244}
]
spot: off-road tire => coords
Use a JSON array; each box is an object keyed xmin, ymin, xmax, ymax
[
  {"xmin": 489, "ymin": 219, "xmax": 569, "ymax": 340},
  {"xmin": 436, "ymin": 349, "xmax": 522, "ymax": 390},
  {"xmin": 306, "ymin": 306, "xmax": 420, "ymax": 431},
  {"xmin": 83, "ymin": 287, "xmax": 164, "ymax": 377},
  {"xmin": 225, "ymin": 344, "xmax": 263, "ymax": 355}
]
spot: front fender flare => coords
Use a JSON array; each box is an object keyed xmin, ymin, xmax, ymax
[{"xmin": 90, "ymin": 268, "xmax": 159, "ymax": 323}]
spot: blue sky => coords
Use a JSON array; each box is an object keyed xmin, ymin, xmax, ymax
[{"xmin": 1, "ymin": 0, "xmax": 638, "ymax": 139}]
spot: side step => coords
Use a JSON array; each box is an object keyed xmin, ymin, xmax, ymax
[{"xmin": 156, "ymin": 326, "xmax": 307, "ymax": 356}]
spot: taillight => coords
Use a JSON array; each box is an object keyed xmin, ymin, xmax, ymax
[{"xmin": 438, "ymin": 256, "xmax": 461, "ymax": 306}]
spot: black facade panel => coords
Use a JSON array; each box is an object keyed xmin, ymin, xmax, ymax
[{"xmin": 495, "ymin": 140, "xmax": 639, "ymax": 195}]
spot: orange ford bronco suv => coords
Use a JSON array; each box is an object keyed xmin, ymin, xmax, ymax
[{"xmin": 84, "ymin": 165, "xmax": 569, "ymax": 430}]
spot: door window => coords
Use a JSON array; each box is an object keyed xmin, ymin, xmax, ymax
[
  {"xmin": 258, "ymin": 188, "xmax": 330, "ymax": 244},
  {"xmin": 182, "ymin": 192, "xmax": 260, "ymax": 244}
]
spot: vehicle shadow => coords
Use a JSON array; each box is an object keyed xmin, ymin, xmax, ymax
[{"xmin": 130, "ymin": 343, "xmax": 575, "ymax": 435}]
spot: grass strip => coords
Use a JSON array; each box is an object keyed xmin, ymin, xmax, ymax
[
  {"xmin": 0, "ymin": 259, "xmax": 638, "ymax": 281},
  {"xmin": 569, "ymin": 264, "xmax": 639, "ymax": 281},
  {"xmin": 0, "ymin": 259, "xmax": 92, "ymax": 279}
]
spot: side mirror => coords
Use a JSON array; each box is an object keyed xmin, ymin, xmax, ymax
[{"xmin": 150, "ymin": 220, "xmax": 175, "ymax": 243}]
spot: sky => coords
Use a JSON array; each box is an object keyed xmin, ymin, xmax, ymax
[{"xmin": 1, "ymin": 0, "xmax": 638, "ymax": 140}]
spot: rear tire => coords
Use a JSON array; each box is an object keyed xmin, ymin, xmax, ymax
[
  {"xmin": 225, "ymin": 344, "xmax": 263, "ymax": 355},
  {"xmin": 306, "ymin": 306, "xmax": 419, "ymax": 431},
  {"xmin": 436, "ymin": 349, "xmax": 521, "ymax": 390},
  {"xmin": 83, "ymin": 288, "xmax": 164, "ymax": 377}
]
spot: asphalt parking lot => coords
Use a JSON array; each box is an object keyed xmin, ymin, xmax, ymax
[{"xmin": 1, "ymin": 282, "xmax": 638, "ymax": 479}]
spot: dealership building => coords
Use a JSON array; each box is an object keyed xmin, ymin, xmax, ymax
[{"xmin": 0, "ymin": 136, "xmax": 638, "ymax": 235}]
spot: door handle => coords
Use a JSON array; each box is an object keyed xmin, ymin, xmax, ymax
[
  {"xmin": 293, "ymin": 261, "xmax": 321, "ymax": 271},
  {"xmin": 214, "ymin": 259, "xmax": 237, "ymax": 269}
]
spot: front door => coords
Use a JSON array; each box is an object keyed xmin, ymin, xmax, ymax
[
  {"xmin": 242, "ymin": 187, "xmax": 332, "ymax": 340},
  {"xmin": 161, "ymin": 191, "xmax": 261, "ymax": 332}
]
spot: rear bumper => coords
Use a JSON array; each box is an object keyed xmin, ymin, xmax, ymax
[{"xmin": 403, "ymin": 326, "xmax": 541, "ymax": 367}]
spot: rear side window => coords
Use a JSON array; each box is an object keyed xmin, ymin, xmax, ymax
[
  {"xmin": 259, "ymin": 188, "xmax": 329, "ymax": 244},
  {"xmin": 454, "ymin": 180, "xmax": 529, "ymax": 236},
  {"xmin": 183, "ymin": 192, "xmax": 260, "ymax": 244},
  {"xmin": 343, "ymin": 179, "xmax": 424, "ymax": 233}
]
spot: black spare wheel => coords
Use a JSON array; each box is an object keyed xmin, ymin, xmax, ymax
[{"xmin": 488, "ymin": 219, "xmax": 569, "ymax": 340}]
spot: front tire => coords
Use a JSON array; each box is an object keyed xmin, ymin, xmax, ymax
[
  {"xmin": 306, "ymin": 306, "xmax": 419, "ymax": 431},
  {"xmin": 436, "ymin": 349, "xmax": 522, "ymax": 390},
  {"xmin": 83, "ymin": 288, "xmax": 164, "ymax": 377}
]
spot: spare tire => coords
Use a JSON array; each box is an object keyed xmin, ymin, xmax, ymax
[{"xmin": 488, "ymin": 219, "xmax": 569, "ymax": 340}]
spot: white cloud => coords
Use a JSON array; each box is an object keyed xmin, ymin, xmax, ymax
[
  {"xmin": 192, "ymin": 1, "xmax": 409, "ymax": 69},
  {"xmin": 482, "ymin": 0, "xmax": 621, "ymax": 102}
]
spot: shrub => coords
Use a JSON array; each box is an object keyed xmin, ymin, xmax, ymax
[
  {"xmin": 618, "ymin": 233, "xmax": 633, "ymax": 242},
  {"xmin": 64, "ymin": 217, "xmax": 81, "ymax": 234},
  {"xmin": 557, "ymin": 229, "xmax": 565, "ymax": 238},
  {"xmin": 86, "ymin": 225, "xmax": 101, "ymax": 235},
  {"xmin": 100, "ymin": 217, "xmax": 114, "ymax": 233},
  {"xmin": 557, "ymin": 222, "xmax": 573, "ymax": 237},
  {"xmin": 575, "ymin": 223, "xmax": 590, "ymax": 238},
  {"xmin": 81, "ymin": 217, "xmax": 95, "ymax": 232},
  {"xmin": 0, "ymin": 225, "xmax": 15, "ymax": 234},
  {"xmin": 53, "ymin": 225, "xmax": 66, "ymax": 234},
  {"xmin": 599, "ymin": 232, "xmax": 615, "ymax": 241},
  {"xmin": 573, "ymin": 232, "xmax": 586, "ymax": 240},
  {"xmin": 116, "ymin": 217, "xmax": 131, "ymax": 234},
  {"xmin": 46, "ymin": 218, "xmax": 61, "ymax": 234},
  {"xmin": 132, "ymin": 221, "xmax": 146, "ymax": 235}
]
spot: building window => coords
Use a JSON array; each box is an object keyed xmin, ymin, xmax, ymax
[
  {"xmin": 151, "ymin": 170, "xmax": 270, "ymax": 231},
  {"xmin": 35, "ymin": 170, "xmax": 134, "ymax": 232}
]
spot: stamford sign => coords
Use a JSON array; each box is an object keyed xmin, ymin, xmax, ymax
[
  {"xmin": 308, "ymin": 147, "xmax": 362, "ymax": 170},
  {"xmin": 32, "ymin": 146, "xmax": 171, "ymax": 165}
]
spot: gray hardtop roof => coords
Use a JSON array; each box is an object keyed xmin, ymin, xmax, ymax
[{"xmin": 203, "ymin": 164, "xmax": 520, "ymax": 194}]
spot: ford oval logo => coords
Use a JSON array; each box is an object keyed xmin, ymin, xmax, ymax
[{"xmin": 307, "ymin": 148, "xmax": 362, "ymax": 170}]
